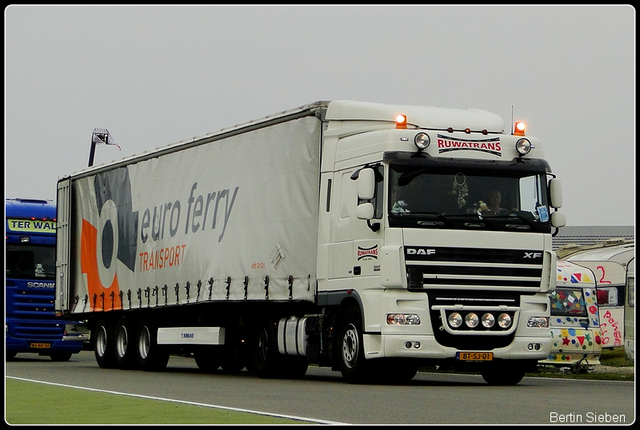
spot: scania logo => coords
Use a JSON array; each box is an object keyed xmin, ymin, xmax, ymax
[
  {"xmin": 406, "ymin": 248, "xmax": 436, "ymax": 256},
  {"xmin": 523, "ymin": 252, "xmax": 542, "ymax": 259},
  {"xmin": 27, "ymin": 282, "xmax": 55, "ymax": 289}
]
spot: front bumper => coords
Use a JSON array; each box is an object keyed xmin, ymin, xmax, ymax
[{"xmin": 363, "ymin": 332, "xmax": 551, "ymax": 361}]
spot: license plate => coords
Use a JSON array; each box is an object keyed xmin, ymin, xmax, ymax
[
  {"xmin": 457, "ymin": 351, "xmax": 493, "ymax": 361},
  {"xmin": 30, "ymin": 342, "xmax": 51, "ymax": 349}
]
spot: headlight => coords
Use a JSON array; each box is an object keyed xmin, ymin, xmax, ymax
[
  {"xmin": 527, "ymin": 316, "xmax": 549, "ymax": 328},
  {"xmin": 387, "ymin": 313, "xmax": 421, "ymax": 325},
  {"xmin": 515, "ymin": 138, "xmax": 533, "ymax": 155},
  {"xmin": 481, "ymin": 313, "xmax": 495, "ymax": 328},
  {"xmin": 414, "ymin": 132, "xmax": 431, "ymax": 151},
  {"xmin": 448, "ymin": 312, "xmax": 463, "ymax": 328},
  {"xmin": 465, "ymin": 313, "xmax": 479, "ymax": 328},
  {"xmin": 497, "ymin": 313, "xmax": 512, "ymax": 329}
]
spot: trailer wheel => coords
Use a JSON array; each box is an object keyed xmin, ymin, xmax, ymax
[
  {"xmin": 136, "ymin": 320, "xmax": 169, "ymax": 371},
  {"xmin": 338, "ymin": 306, "xmax": 371, "ymax": 383},
  {"xmin": 247, "ymin": 317, "xmax": 283, "ymax": 378},
  {"xmin": 114, "ymin": 318, "xmax": 138, "ymax": 369},
  {"xmin": 94, "ymin": 318, "xmax": 117, "ymax": 368}
]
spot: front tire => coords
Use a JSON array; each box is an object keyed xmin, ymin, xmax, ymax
[{"xmin": 338, "ymin": 306, "xmax": 371, "ymax": 383}]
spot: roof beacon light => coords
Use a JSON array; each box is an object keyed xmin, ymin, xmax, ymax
[
  {"xmin": 396, "ymin": 114, "xmax": 407, "ymax": 129},
  {"xmin": 513, "ymin": 121, "xmax": 526, "ymax": 136}
]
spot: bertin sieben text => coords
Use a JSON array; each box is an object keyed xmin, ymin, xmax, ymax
[{"xmin": 549, "ymin": 411, "xmax": 626, "ymax": 423}]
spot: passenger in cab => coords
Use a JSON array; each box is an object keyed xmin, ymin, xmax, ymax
[{"xmin": 485, "ymin": 189, "xmax": 506, "ymax": 214}]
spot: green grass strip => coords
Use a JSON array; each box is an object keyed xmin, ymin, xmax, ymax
[{"xmin": 5, "ymin": 378, "xmax": 312, "ymax": 425}]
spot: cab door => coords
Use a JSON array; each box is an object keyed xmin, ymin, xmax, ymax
[{"xmin": 328, "ymin": 166, "xmax": 383, "ymax": 287}]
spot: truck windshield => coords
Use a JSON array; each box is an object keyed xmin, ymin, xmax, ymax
[
  {"xmin": 6, "ymin": 244, "xmax": 56, "ymax": 280},
  {"xmin": 388, "ymin": 163, "xmax": 551, "ymax": 233}
]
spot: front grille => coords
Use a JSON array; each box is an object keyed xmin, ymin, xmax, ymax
[
  {"xmin": 8, "ymin": 289, "xmax": 56, "ymax": 317},
  {"xmin": 7, "ymin": 319, "xmax": 65, "ymax": 339},
  {"xmin": 405, "ymin": 246, "xmax": 543, "ymax": 290},
  {"xmin": 6, "ymin": 288, "xmax": 62, "ymax": 339}
]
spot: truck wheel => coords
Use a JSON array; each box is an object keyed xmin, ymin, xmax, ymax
[
  {"xmin": 114, "ymin": 318, "xmax": 138, "ymax": 369},
  {"xmin": 50, "ymin": 352, "xmax": 73, "ymax": 362},
  {"xmin": 481, "ymin": 361, "xmax": 526, "ymax": 385},
  {"xmin": 247, "ymin": 317, "xmax": 283, "ymax": 378},
  {"xmin": 338, "ymin": 306, "xmax": 371, "ymax": 383},
  {"xmin": 136, "ymin": 320, "xmax": 169, "ymax": 371},
  {"xmin": 94, "ymin": 318, "xmax": 117, "ymax": 368}
]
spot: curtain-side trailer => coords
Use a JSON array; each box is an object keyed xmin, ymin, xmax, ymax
[{"xmin": 56, "ymin": 100, "xmax": 565, "ymax": 384}]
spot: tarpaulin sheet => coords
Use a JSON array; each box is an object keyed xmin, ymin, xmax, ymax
[{"xmin": 69, "ymin": 116, "xmax": 321, "ymax": 313}]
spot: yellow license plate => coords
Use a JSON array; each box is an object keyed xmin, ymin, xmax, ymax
[
  {"xmin": 30, "ymin": 343, "xmax": 51, "ymax": 349},
  {"xmin": 457, "ymin": 351, "xmax": 493, "ymax": 361}
]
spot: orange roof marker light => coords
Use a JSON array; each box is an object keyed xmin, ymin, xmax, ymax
[
  {"xmin": 395, "ymin": 113, "xmax": 407, "ymax": 129},
  {"xmin": 513, "ymin": 121, "xmax": 526, "ymax": 136}
]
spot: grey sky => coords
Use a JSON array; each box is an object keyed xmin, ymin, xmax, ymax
[{"xmin": 4, "ymin": 5, "xmax": 635, "ymax": 226}]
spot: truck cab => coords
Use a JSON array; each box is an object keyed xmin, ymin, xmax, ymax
[
  {"xmin": 6, "ymin": 198, "xmax": 85, "ymax": 360},
  {"xmin": 316, "ymin": 101, "xmax": 566, "ymax": 384}
]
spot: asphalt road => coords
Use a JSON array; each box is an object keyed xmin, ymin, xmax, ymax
[{"xmin": 6, "ymin": 351, "xmax": 635, "ymax": 425}]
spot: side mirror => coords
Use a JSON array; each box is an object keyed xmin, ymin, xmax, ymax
[
  {"xmin": 551, "ymin": 211, "xmax": 566, "ymax": 228},
  {"xmin": 549, "ymin": 178, "xmax": 562, "ymax": 209},
  {"xmin": 356, "ymin": 202, "xmax": 374, "ymax": 220},
  {"xmin": 357, "ymin": 168, "xmax": 376, "ymax": 200}
]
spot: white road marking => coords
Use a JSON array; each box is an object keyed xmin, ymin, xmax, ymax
[{"xmin": 7, "ymin": 376, "xmax": 347, "ymax": 425}]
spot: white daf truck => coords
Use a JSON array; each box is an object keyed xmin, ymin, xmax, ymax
[{"xmin": 55, "ymin": 100, "xmax": 565, "ymax": 385}]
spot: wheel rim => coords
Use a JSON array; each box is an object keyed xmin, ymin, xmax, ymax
[
  {"xmin": 96, "ymin": 325, "xmax": 108, "ymax": 358},
  {"xmin": 115, "ymin": 325, "xmax": 129, "ymax": 358},
  {"xmin": 342, "ymin": 323, "xmax": 359, "ymax": 368},
  {"xmin": 138, "ymin": 325, "xmax": 151, "ymax": 360}
]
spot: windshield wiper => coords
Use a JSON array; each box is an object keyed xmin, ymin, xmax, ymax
[
  {"xmin": 395, "ymin": 211, "xmax": 453, "ymax": 227},
  {"xmin": 487, "ymin": 212, "xmax": 536, "ymax": 229}
]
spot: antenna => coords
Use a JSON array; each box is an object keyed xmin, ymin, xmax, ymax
[{"xmin": 511, "ymin": 105, "xmax": 514, "ymax": 135}]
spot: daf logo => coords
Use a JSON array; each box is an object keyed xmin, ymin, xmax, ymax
[
  {"xmin": 523, "ymin": 252, "xmax": 542, "ymax": 259},
  {"xmin": 407, "ymin": 248, "xmax": 436, "ymax": 255}
]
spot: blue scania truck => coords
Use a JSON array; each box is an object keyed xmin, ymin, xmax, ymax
[{"xmin": 5, "ymin": 198, "xmax": 84, "ymax": 360}]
